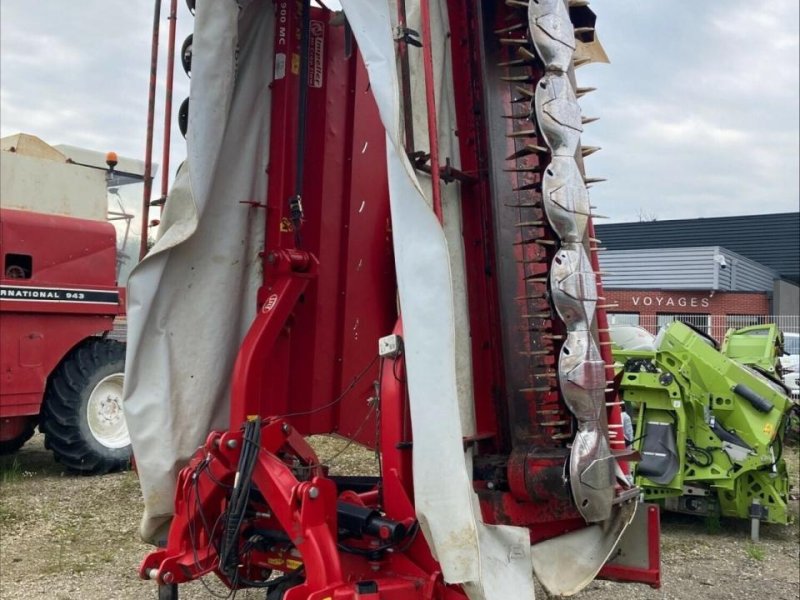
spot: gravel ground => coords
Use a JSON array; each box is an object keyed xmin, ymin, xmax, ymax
[{"xmin": 0, "ymin": 434, "xmax": 797, "ymax": 600}]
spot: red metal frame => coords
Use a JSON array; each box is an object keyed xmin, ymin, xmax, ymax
[
  {"xmin": 445, "ymin": 0, "xmax": 507, "ymax": 455},
  {"xmin": 256, "ymin": 6, "xmax": 396, "ymax": 438},
  {"xmin": 229, "ymin": 250, "xmax": 317, "ymax": 426},
  {"xmin": 141, "ymin": 2, "xmax": 659, "ymax": 596},
  {"xmin": 141, "ymin": 0, "xmax": 162, "ymax": 260},
  {"xmin": 143, "ymin": 328, "xmax": 462, "ymax": 599}
]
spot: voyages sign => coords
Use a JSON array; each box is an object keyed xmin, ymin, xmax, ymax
[{"xmin": 630, "ymin": 294, "xmax": 710, "ymax": 308}]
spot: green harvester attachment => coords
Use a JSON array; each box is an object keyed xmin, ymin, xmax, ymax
[{"xmin": 612, "ymin": 322, "xmax": 793, "ymax": 525}]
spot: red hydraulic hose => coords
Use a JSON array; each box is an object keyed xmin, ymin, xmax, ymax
[
  {"xmin": 141, "ymin": 0, "xmax": 162, "ymax": 260},
  {"xmin": 160, "ymin": 0, "xmax": 179, "ymax": 204},
  {"xmin": 419, "ymin": 0, "xmax": 443, "ymax": 223}
]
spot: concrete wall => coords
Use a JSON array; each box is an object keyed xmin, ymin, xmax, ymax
[{"xmin": 773, "ymin": 279, "xmax": 800, "ymax": 316}]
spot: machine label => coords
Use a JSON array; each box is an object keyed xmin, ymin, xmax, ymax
[
  {"xmin": 0, "ymin": 285, "xmax": 119, "ymax": 305},
  {"xmin": 274, "ymin": 53, "xmax": 287, "ymax": 80},
  {"xmin": 308, "ymin": 20, "xmax": 324, "ymax": 88},
  {"xmin": 262, "ymin": 294, "xmax": 279, "ymax": 313},
  {"xmin": 274, "ymin": 1, "xmax": 288, "ymax": 79}
]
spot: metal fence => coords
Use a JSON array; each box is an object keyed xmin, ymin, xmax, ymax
[{"xmin": 608, "ymin": 313, "xmax": 800, "ymax": 343}]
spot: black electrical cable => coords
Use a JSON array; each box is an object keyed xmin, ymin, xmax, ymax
[
  {"xmin": 291, "ymin": 399, "xmax": 379, "ymax": 474},
  {"xmin": 188, "ymin": 461, "xmax": 234, "ymax": 599},
  {"xmin": 295, "ymin": 0, "xmax": 311, "ymax": 195},
  {"xmin": 289, "ymin": 0, "xmax": 312, "ymax": 244},
  {"xmin": 392, "ymin": 350, "xmax": 405, "ymax": 383},
  {"xmin": 686, "ymin": 439, "xmax": 714, "ymax": 468},
  {"xmin": 375, "ymin": 359, "xmax": 384, "ymax": 499},
  {"xmin": 235, "ymin": 565, "xmax": 305, "ymax": 590},
  {"xmin": 628, "ymin": 433, "xmax": 647, "ymax": 447},
  {"xmin": 278, "ymin": 354, "xmax": 378, "ymax": 419},
  {"xmin": 394, "ymin": 520, "xmax": 421, "ymax": 553},
  {"xmin": 220, "ymin": 418, "xmax": 261, "ymax": 579}
]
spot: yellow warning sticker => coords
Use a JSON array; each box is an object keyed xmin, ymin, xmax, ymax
[
  {"xmin": 280, "ymin": 217, "xmax": 295, "ymax": 232},
  {"xmin": 763, "ymin": 422, "xmax": 773, "ymax": 435}
]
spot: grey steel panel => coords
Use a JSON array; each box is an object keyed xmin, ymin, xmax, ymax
[
  {"xmin": 599, "ymin": 246, "xmax": 777, "ymax": 292},
  {"xmin": 596, "ymin": 213, "xmax": 800, "ymax": 284}
]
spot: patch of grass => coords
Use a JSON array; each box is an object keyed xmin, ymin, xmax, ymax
[
  {"xmin": 117, "ymin": 471, "xmax": 143, "ymax": 496},
  {"xmin": 0, "ymin": 457, "xmax": 22, "ymax": 485},
  {"xmin": 746, "ymin": 544, "xmax": 765, "ymax": 561},
  {"xmin": 704, "ymin": 513, "xmax": 722, "ymax": 534}
]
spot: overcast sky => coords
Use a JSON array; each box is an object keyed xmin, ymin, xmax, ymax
[{"xmin": 1, "ymin": 1, "xmax": 798, "ymax": 222}]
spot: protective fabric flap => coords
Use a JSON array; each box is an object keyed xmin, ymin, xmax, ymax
[
  {"xmin": 638, "ymin": 420, "xmax": 680, "ymax": 486},
  {"xmin": 123, "ymin": 0, "xmax": 272, "ymax": 543},
  {"xmin": 342, "ymin": 1, "xmax": 535, "ymax": 598}
]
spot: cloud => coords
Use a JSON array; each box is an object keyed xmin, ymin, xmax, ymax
[
  {"xmin": 1, "ymin": 1, "xmax": 797, "ymax": 224},
  {"xmin": 0, "ymin": 1, "xmax": 192, "ymax": 183},
  {"xmin": 577, "ymin": 0, "xmax": 799, "ymax": 222},
  {"xmin": 639, "ymin": 114, "xmax": 749, "ymax": 146}
]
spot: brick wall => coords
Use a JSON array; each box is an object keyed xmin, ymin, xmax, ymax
[
  {"xmin": 604, "ymin": 289, "xmax": 770, "ymax": 316},
  {"xmin": 603, "ymin": 289, "xmax": 771, "ymax": 340}
]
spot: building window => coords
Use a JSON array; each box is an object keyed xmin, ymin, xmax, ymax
[
  {"xmin": 608, "ymin": 313, "xmax": 640, "ymax": 327},
  {"xmin": 725, "ymin": 314, "xmax": 762, "ymax": 330},
  {"xmin": 657, "ymin": 313, "xmax": 710, "ymax": 334}
]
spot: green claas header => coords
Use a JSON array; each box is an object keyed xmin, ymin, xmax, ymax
[{"xmin": 612, "ymin": 322, "xmax": 793, "ymax": 525}]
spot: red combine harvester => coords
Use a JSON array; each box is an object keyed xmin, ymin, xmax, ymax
[
  {"xmin": 0, "ymin": 134, "xmax": 141, "ymax": 474},
  {"xmin": 129, "ymin": 1, "xmax": 660, "ymax": 598}
]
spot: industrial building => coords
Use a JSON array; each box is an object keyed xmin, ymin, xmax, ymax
[{"xmin": 596, "ymin": 213, "xmax": 800, "ymax": 339}]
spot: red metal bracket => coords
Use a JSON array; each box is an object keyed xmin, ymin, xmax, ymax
[
  {"xmin": 598, "ymin": 504, "xmax": 662, "ymax": 589},
  {"xmin": 229, "ymin": 249, "xmax": 318, "ymax": 424}
]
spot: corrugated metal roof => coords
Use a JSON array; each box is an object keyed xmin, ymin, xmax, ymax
[
  {"xmin": 595, "ymin": 212, "xmax": 800, "ymax": 284},
  {"xmin": 599, "ymin": 246, "xmax": 777, "ymax": 291}
]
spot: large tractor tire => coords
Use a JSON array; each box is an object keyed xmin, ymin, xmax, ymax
[{"xmin": 41, "ymin": 338, "xmax": 131, "ymax": 474}]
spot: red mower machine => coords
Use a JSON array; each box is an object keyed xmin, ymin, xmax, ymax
[
  {"xmin": 129, "ymin": 1, "xmax": 660, "ymax": 598},
  {"xmin": 0, "ymin": 134, "xmax": 141, "ymax": 473}
]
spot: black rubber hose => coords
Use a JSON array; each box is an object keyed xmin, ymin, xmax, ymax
[
  {"xmin": 220, "ymin": 419, "xmax": 260, "ymax": 574},
  {"xmin": 733, "ymin": 383, "xmax": 774, "ymax": 413}
]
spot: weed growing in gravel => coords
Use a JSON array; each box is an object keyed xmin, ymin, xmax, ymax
[
  {"xmin": 746, "ymin": 544, "xmax": 766, "ymax": 561},
  {"xmin": 117, "ymin": 471, "xmax": 143, "ymax": 496},
  {"xmin": 704, "ymin": 513, "xmax": 722, "ymax": 534},
  {"xmin": 0, "ymin": 457, "xmax": 22, "ymax": 485}
]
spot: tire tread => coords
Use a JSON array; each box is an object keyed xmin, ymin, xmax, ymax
[{"xmin": 41, "ymin": 338, "xmax": 129, "ymax": 475}]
